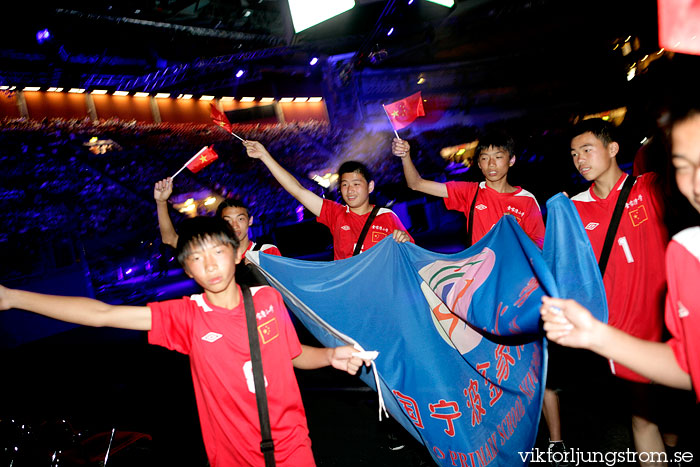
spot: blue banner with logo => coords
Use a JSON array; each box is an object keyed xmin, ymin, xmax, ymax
[{"xmin": 251, "ymin": 215, "xmax": 561, "ymax": 466}]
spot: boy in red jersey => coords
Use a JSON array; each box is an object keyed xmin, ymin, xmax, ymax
[
  {"xmin": 243, "ymin": 141, "xmax": 412, "ymax": 260},
  {"xmin": 392, "ymin": 132, "xmax": 566, "ymax": 457},
  {"xmin": 566, "ymin": 118, "xmax": 668, "ymax": 463},
  {"xmin": 392, "ymin": 130, "xmax": 545, "ymax": 248},
  {"xmin": 542, "ymin": 107, "xmax": 700, "ymax": 461},
  {"xmin": 0, "ymin": 216, "xmax": 370, "ymax": 467},
  {"xmin": 154, "ymin": 177, "xmax": 281, "ymax": 260}
]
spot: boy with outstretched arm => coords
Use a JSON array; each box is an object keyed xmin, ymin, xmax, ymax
[
  {"xmin": 242, "ymin": 141, "xmax": 412, "ymax": 260},
  {"xmin": 0, "ymin": 216, "xmax": 370, "ymax": 467}
]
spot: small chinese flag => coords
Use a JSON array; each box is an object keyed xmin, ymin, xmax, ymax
[
  {"xmin": 187, "ymin": 145, "xmax": 219, "ymax": 173},
  {"xmin": 383, "ymin": 91, "xmax": 426, "ymax": 130},
  {"xmin": 658, "ymin": 0, "xmax": 700, "ymax": 55},
  {"xmin": 210, "ymin": 103, "xmax": 233, "ymax": 133}
]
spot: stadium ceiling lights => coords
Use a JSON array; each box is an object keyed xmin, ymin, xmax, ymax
[
  {"xmin": 68, "ymin": 88, "xmax": 85, "ymax": 93},
  {"xmin": 288, "ymin": 0, "xmax": 355, "ymax": 33},
  {"xmin": 279, "ymin": 97, "xmax": 294, "ymax": 102},
  {"xmin": 425, "ymin": 0, "xmax": 454, "ymax": 6},
  {"xmin": 133, "ymin": 92, "xmax": 150, "ymax": 97},
  {"xmin": 177, "ymin": 94, "xmax": 193, "ymax": 99},
  {"xmin": 23, "ymin": 87, "xmax": 41, "ymax": 91},
  {"xmin": 114, "ymin": 91, "xmax": 129, "ymax": 96},
  {"xmin": 240, "ymin": 97, "xmax": 255, "ymax": 102},
  {"xmin": 199, "ymin": 95, "xmax": 215, "ymax": 101},
  {"xmin": 155, "ymin": 93, "xmax": 170, "ymax": 98},
  {"xmin": 91, "ymin": 89, "xmax": 108, "ymax": 94},
  {"xmin": 47, "ymin": 87, "xmax": 63, "ymax": 92},
  {"xmin": 260, "ymin": 97, "xmax": 275, "ymax": 103}
]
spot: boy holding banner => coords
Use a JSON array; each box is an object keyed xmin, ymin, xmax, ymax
[
  {"xmin": 567, "ymin": 118, "xmax": 668, "ymax": 463},
  {"xmin": 242, "ymin": 140, "xmax": 413, "ymax": 260}
]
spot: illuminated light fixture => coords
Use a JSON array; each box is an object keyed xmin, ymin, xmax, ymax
[
  {"xmin": 89, "ymin": 136, "xmax": 98, "ymax": 143},
  {"xmin": 417, "ymin": 77, "xmax": 425, "ymax": 84},
  {"xmin": 279, "ymin": 97, "xmax": 294, "ymax": 103},
  {"xmin": 641, "ymin": 54, "xmax": 649, "ymax": 61},
  {"xmin": 294, "ymin": 97, "xmax": 308, "ymax": 102},
  {"xmin": 177, "ymin": 93, "xmax": 193, "ymax": 100},
  {"xmin": 425, "ymin": 0, "xmax": 454, "ymax": 6},
  {"xmin": 180, "ymin": 204, "xmax": 196, "ymax": 213},
  {"xmin": 260, "ymin": 97, "xmax": 275, "ymax": 103},
  {"xmin": 243, "ymin": 9, "xmax": 252, "ymax": 17},
  {"xmin": 23, "ymin": 86, "xmax": 40, "ymax": 91},
  {"xmin": 134, "ymin": 92, "xmax": 150, "ymax": 97},
  {"xmin": 308, "ymin": 97, "xmax": 323, "ymax": 102},
  {"xmin": 220, "ymin": 96, "xmax": 235, "ymax": 102},
  {"xmin": 657, "ymin": 48, "xmax": 665, "ymax": 55},
  {"xmin": 240, "ymin": 97, "xmax": 255, "ymax": 102},
  {"xmin": 204, "ymin": 197, "xmax": 217, "ymax": 206},
  {"xmin": 91, "ymin": 89, "xmax": 108, "ymax": 94},
  {"xmin": 199, "ymin": 95, "xmax": 215, "ymax": 101},
  {"xmin": 47, "ymin": 87, "xmax": 63, "ymax": 92},
  {"xmin": 184, "ymin": 198, "xmax": 194, "ymax": 206},
  {"xmin": 408, "ymin": 0, "xmax": 414, "ymax": 4},
  {"xmin": 114, "ymin": 90, "xmax": 129, "ymax": 96},
  {"xmin": 68, "ymin": 88, "xmax": 85, "ymax": 93},
  {"xmin": 235, "ymin": 69, "xmax": 245, "ymax": 78},
  {"xmin": 309, "ymin": 57, "xmax": 319, "ymax": 66},
  {"xmin": 0, "ymin": 86, "xmax": 9, "ymax": 90},
  {"xmin": 640, "ymin": 137, "xmax": 648, "ymax": 145},
  {"xmin": 288, "ymin": 0, "xmax": 355, "ymax": 33},
  {"xmin": 36, "ymin": 29, "xmax": 51, "ymax": 43},
  {"xmin": 456, "ymin": 148, "xmax": 466, "ymax": 156},
  {"xmin": 625, "ymin": 35, "xmax": 631, "ymax": 42},
  {"xmin": 627, "ymin": 64, "xmax": 636, "ymax": 81},
  {"xmin": 387, "ymin": 27, "xmax": 394, "ymax": 36},
  {"xmin": 613, "ymin": 44, "xmax": 619, "ymax": 50},
  {"xmin": 155, "ymin": 93, "xmax": 170, "ymax": 98}
]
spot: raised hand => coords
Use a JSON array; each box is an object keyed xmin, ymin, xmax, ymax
[
  {"xmin": 392, "ymin": 138, "xmax": 410, "ymax": 158},
  {"xmin": 154, "ymin": 178, "xmax": 173, "ymax": 202},
  {"xmin": 242, "ymin": 140, "xmax": 271, "ymax": 160}
]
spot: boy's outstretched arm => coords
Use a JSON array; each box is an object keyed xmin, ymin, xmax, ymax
[
  {"xmin": 154, "ymin": 177, "xmax": 179, "ymax": 248},
  {"xmin": 540, "ymin": 296, "xmax": 691, "ymax": 390},
  {"xmin": 293, "ymin": 344, "xmax": 371, "ymax": 375},
  {"xmin": 392, "ymin": 138, "xmax": 448, "ymax": 198},
  {"xmin": 0, "ymin": 285, "xmax": 152, "ymax": 331},
  {"xmin": 243, "ymin": 141, "xmax": 323, "ymax": 217}
]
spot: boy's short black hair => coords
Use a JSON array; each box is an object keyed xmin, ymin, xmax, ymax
[
  {"xmin": 476, "ymin": 130, "xmax": 515, "ymax": 158},
  {"xmin": 216, "ymin": 198, "xmax": 250, "ymax": 218},
  {"xmin": 570, "ymin": 118, "xmax": 617, "ymax": 146},
  {"xmin": 337, "ymin": 161, "xmax": 373, "ymax": 183},
  {"xmin": 176, "ymin": 216, "xmax": 240, "ymax": 267}
]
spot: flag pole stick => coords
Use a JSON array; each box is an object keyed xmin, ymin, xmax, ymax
[
  {"xmin": 382, "ymin": 105, "xmax": 401, "ymax": 139},
  {"xmin": 229, "ymin": 130, "xmax": 245, "ymax": 142},
  {"xmin": 171, "ymin": 146, "xmax": 207, "ymax": 180}
]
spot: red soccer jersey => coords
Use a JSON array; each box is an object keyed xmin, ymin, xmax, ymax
[
  {"xmin": 317, "ymin": 199, "xmax": 414, "ymax": 260},
  {"xmin": 572, "ymin": 172, "xmax": 668, "ymax": 382},
  {"xmin": 444, "ymin": 181, "xmax": 545, "ymax": 248},
  {"xmin": 148, "ymin": 286, "xmax": 314, "ymax": 467},
  {"xmin": 664, "ymin": 227, "xmax": 700, "ymax": 401},
  {"xmin": 245, "ymin": 241, "xmax": 282, "ymax": 257}
]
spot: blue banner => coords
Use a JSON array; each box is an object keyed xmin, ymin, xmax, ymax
[{"xmin": 251, "ymin": 215, "xmax": 558, "ymax": 466}]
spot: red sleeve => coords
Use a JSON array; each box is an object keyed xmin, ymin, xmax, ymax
[
  {"xmin": 259, "ymin": 244, "xmax": 282, "ymax": 256},
  {"xmin": 148, "ymin": 298, "xmax": 194, "ymax": 355},
  {"xmin": 444, "ymin": 181, "xmax": 478, "ymax": 214},
  {"xmin": 317, "ymin": 199, "xmax": 341, "ymax": 229},
  {"xmin": 522, "ymin": 201, "xmax": 545, "ymax": 248},
  {"xmin": 640, "ymin": 172, "xmax": 665, "ymax": 219}
]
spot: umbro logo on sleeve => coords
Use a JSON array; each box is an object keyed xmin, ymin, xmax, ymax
[{"xmin": 585, "ymin": 222, "xmax": 600, "ymax": 230}]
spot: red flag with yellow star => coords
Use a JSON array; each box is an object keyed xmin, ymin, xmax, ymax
[
  {"xmin": 187, "ymin": 145, "xmax": 219, "ymax": 173},
  {"xmin": 210, "ymin": 103, "xmax": 233, "ymax": 133},
  {"xmin": 383, "ymin": 92, "xmax": 425, "ymax": 130}
]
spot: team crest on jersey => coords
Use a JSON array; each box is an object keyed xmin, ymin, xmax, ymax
[
  {"xmin": 258, "ymin": 318, "xmax": 279, "ymax": 344},
  {"xmin": 201, "ymin": 332, "xmax": 223, "ymax": 343},
  {"xmin": 341, "ymin": 225, "xmax": 351, "ymax": 231},
  {"xmin": 475, "ymin": 204, "xmax": 487, "ymax": 211},
  {"xmin": 585, "ymin": 222, "xmax": 599, "ymax": 230},
  {"xmin": 628, "ymin": 205, "xmax": 648, "ymax": 227}
]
